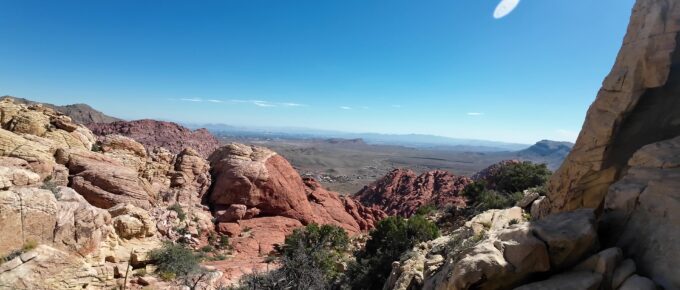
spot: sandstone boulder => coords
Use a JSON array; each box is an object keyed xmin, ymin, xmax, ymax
[
  {"xmin": 209, "ymin": 143, "xmax": 316, "ymax": 223},
  {"xmin": 0, "ymin": 245, "xmax": 118, "ymax": 289},
  {"xmin": 0, "ymin": 166, "xmax": 41, "ymax": 189},
  {"xmin": 53, "ymin": 187, "xmax": 115, "ymax": 255},
  {"xmin": 109, "ymin": 203, "xmax": 156, "ymax": 239},
  {"xmin": 0, "ymin": 188, "xmax": 57, "ymax": 256},
  {"xmin": 98, "ymin": 134, "xmax": 148, "ymax": 171},
  {"xmin": 57, "ymin": 148, "xmax": 153, "ymax": 209},
  {"xmin": 600, "ymin": 136, "xmax": 680, "ymax": 288}
]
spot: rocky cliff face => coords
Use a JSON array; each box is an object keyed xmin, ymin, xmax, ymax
[
  {"xmin": 88, "ymin": 119, "xmax": 220, "ymax": 158},
  {"xmin": 546, "ymin": 0, "xmax": 680, "ymax": 288},
  {"xmin": 355, "ymin": 168, "xmax": 472, "ymax": 217}
]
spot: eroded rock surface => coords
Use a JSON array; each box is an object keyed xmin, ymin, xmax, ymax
[
  {"xmin": 88, "ymin": 119, "xmax": 219, "ymax": 158},
  {"xmin": 356, "ymin": 168, "xmax": 472, "ymax": 217}
]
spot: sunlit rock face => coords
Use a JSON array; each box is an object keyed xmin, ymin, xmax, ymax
[
  {"xmin": 546, "ymin": 0, "xmax": 680, "ymax": 288},
  {"xmin": 548, "ymin": 0, "xmax": 680, "ymax": 214}
]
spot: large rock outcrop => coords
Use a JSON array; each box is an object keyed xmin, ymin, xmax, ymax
[
  {"xmin": 547, "ymin": 0, "xmax": 680, "ymax": 212},
  {"xmin": 88, "ymin": 119, "xmax": 220, "ymax": 158},
  {"xmin": 208, "ymin": 143, "xmax": 385, "ymax": 232},
  {"xmin": 355, "ymin": 168, "xmax": 472, "ymax": 217},
  {"xmin": 208, "ymin": 143, "xmax": 387, "ymax": 284},
  {"xmin": 545, "ymin": 1, "xmax": 680, "ymax": 288},
  {"xmin": 56, "ymin": 148, "xmax": 155, "ymax": 209},
  {"xmin": 600, "ymin": 136, "xmax": 680, "ymax": 288}
]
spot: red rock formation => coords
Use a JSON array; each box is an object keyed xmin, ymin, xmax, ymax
[
  {"xmin": 304, "ymin": 177, "xmax": 387, "ymax": 233},
  {"xmin": 87, "ymin": 119, "xmax": 219, "ymax": 158},
  {"xmin": 208, "ymin": 143, "xmax": 387, "ymax": 283},
  {"xmin": 355, "ymin": 168, "xmax": 472, "ymax": 217}
]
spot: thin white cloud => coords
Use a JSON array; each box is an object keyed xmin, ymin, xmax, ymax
[
  {"xmin": 253, "ymin": 101, "xmax": 276, "ymax": 107},
  {"xmin": 207, "ymin": 99, "xmax": 224, "ymax": 103},
  {"xmin": 467, "ymin": 112, "xmax": 484, "ymax": 116},
  {"xmin": 280, "ymin": 102, "xmax": 306, "ymax": 107},
  {"xmin": 228, "ymin": 99, "xmax": 306, "ymax": 108},
  {"xmin": 340, "ymin": 106, "xmax": 352, "ymax": 110},
  {"xmin": 180, "ymin": 98, "xmax": 203, "ymax": 102}
]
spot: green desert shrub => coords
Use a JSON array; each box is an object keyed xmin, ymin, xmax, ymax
[
  {"xmin": 167, "ymin": 203, "xmax": 187, "ymax": 221},
  {"xmin": 415, "ymin": 204, "xmax": 437, "ymax": 216},
  {"xmin": 346, "ymin": 215, "xmax": 439, "ymax": 290},
  {"xmin": 487, "ymin": 161, "xmax": 551, "ymax": 193},
  {"xmin": 234, "ymin": 224, "xmax": 351, "ymax": 290},
  {"xmin": 149, "ymin": 242, "xmax": 201, "ymax": 279}
]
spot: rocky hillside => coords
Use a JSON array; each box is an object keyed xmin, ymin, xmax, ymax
[
  {"xmin": 545, "ymin": 0, "xmax": 680, "ymax": 287},
  {"xmin": 0, "ymin": 97, "xmax": 386, "ymax": 288},
  {"xmin": 517, "ymin": 140, "xmax": 573, "ymax": 170},
  {"xmin": 355, "ymin": 168, "xmax": 472, "ymax": 217},
  {"xmin": 88, "ymin": 119, "xmax": 220, "ymax": 158},
  {"xmin": 0, "ymin": 95, "xmax": 121, "ymax": 124}
]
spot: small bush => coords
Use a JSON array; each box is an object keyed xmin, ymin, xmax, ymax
[
  {"xmin": 463, "ymin": 182, "xmax": 525, "ymax": 213},
  {"xmin": 346, "ymin": 215, "xmax": 439, "ymax": 289},
  {"xmin": 168, "ymin": 203, "xmax": 187, "ymax": 221},
  {"xmin": 91, "ymin": 143, "xmax": 103, "ymax": 152},
  {"xmin": 22, "ymin": 239, "xmax": 38, "ymax": 252},
  {"xmin": 40, "ymin": 179, "xmax": 61, "ymax": 199},
  {"xmin": 200, "ymin": 245, "xmax": 214, "ymax": 253},
  {"xmin": 149, "ymin": 242, "xmax": 200, "ymax": 279},
  {"xmin": 235, "ymin": 224, "xmax": 351, "ymax": 290},
  {"xmin": 415, "ymin": 204, "xmax": 437, "ymax": 216},
  {"xmin": 218, "ymin": 235, "xmax": 230, "ymax": 249}
]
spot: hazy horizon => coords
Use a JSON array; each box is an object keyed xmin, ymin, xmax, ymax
[{"xmin": 0, "ymin": 0, "xmax": 636, "ymax": 143}]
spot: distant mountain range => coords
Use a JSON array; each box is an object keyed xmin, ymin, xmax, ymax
[
  {"xmin": 1, "ymin": 96, "xmax": 570, "ymax": 154},
  {"xmin": 184, "ymin": 123, "xmax": 532, "ymax": 152}
]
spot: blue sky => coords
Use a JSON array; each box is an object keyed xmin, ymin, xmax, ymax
[{"xmin": 0, "ymin": 0, "xmax": 635, "ymax": 144}]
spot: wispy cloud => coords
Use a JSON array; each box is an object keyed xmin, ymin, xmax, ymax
[
  {"xmin": 180, "ymin": 98, "xmax": 203, "ymax": 102},
  {"xmin": 340, "ymin": 106, "xmax": 352, "ymax": 110},
  {"xmin": 179, "ymin": 98, "xmax": 306, "ymax": 108},
  {"xmin": 280, "ymin": 102, "xmax": 306, "ymax": 107},
  {"xmin": 467, "ymin": 112, "xmax": 484, "ymax": 116}
]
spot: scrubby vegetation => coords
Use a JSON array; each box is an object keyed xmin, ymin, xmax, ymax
[
  {"xmin": 235, "ymin": 223, "xmax": 351, "ymax": 290},
  {"xmin": 150, "ymin": 242, "xmax": 201, "ymax": 280},
  {"xmin": 167, "ymin": 203, "xmax": 187, "ymax": 221},
  {"xmin": 345, "ymin": 215, "xmax": 439, "ymax": 290},
  {"xmin": 464, "ymin": 161, "xmax": 551, "ymax": 213},
  {"xmin": 486, "ymin": 161, "xmax": 551, "ymax": 193},
  {"xmin": 415, "ymin": 204, "xmax": 437, "ymax": 216}
]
